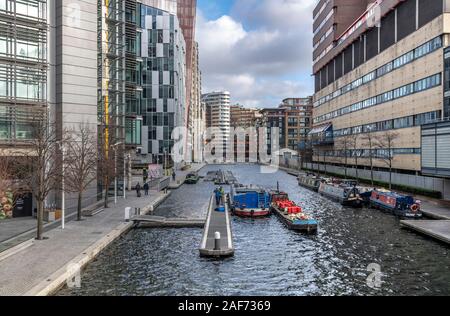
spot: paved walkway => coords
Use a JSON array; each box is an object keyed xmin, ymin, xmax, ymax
[{"xmin": 0, "ymin": 191, "xmax": 167, "ymax": 296}]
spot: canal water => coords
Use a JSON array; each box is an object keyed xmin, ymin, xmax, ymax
[{"xmin": 58, "ymin": 164, "xmax": 450, "ymax": 296}]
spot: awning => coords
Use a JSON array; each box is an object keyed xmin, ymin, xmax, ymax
[{"xmin": 308, "ymin": 123, "xmax": 332, "ymax": 136}]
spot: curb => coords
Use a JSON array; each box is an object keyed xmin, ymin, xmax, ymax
[
  {"xmin": 23, "ymin": 192, "xmax": 172, "ymax": 296},
  {"xmin": 0, "ymin": 239, "xmax": 34, "ymax": 263}
]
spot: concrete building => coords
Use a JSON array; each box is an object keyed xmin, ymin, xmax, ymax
[
  {"xmin": 311, "ymin": 0, "xmax": 450, "ymax": 197},
  {"xmin": 203, "ymin": 91, "xmax": 231, "ymax": 158},
  {"xmin": 230, "ymin": 105, "xmax": 262, "ymax": 128},
  {"xmin": 188, "ymin": 41, "xmax": 204, "ymax": 163},
  {"xmin": 262, "ymin": 97, "xmax": 313, "ymax": 154}
]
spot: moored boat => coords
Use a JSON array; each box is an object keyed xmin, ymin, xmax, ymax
[
  {"xmin": 298, "ymin": 173, "xmax": 322, "ymax": 192},
  {"xmin": 369, "ymin": 189, "xmax": 422, "ymax": 219},
  {"xmin": 230, "ymin": 185, "xmax": 271, "ymax": 218},
  {"xmin": 185, "ymin": 172, "xmax": 200, "ymax": 184},
  {"xmin": 318, "ymin": 179, "xmax": 363, "ymax": 207},
  {"xmin": 269, "ymin": 190, "xmax": 318, "ymax": 234}
]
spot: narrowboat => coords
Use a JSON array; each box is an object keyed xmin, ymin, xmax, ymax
[
  {"xmin": 270, "ymin": 190, "xmax": 318, "ymax": 234},
  {"xmin": 358, "ymin": 186, "xmax": 375, "ymax": 206},
  {"xmin": 318, "ymin": 180, "xmax": 363, "ymax": 207},
  {"xmin": 230, "ymin": 185, "xmax": 271, "ymax": 218},
  {"xmin": 369, "ymin": 189, "xmax": 422, "ymax": 218},
  {"xmin": 298, "ymin": 173, "xmax": 322, "ymax": 192},
  {"xmin": 185, "ymin": 172, "xmax": 200, "ymax": 184}
]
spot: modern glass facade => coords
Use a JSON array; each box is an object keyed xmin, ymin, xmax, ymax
[
  {"xmin": 0, "ymin": 0, "xmax": 47, "ymax": 143},
  {"xmin": 138, "ymin": 2, "xmax": 186, "ymax": 164}
]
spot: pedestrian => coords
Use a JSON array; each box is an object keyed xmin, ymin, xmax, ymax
[
  {"xmin": 214, "ymin": 187, "xmax": 221, "ymax": 206},
  {"xmin": 136, "ymin": 183, "xmax": 141, "ymax": 198},
  {"xmin": 172, "ymin": 171, "xmax": 176, "ymax": 181},
  {"xmin": 144, "ymin": 182, "xmax": 149, "ymax": 196},
  {"xmin": 219, "ymin": 186, "xmax": 225, "ymax": 204}
]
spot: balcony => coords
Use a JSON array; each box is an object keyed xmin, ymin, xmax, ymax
[{"xmin": 308, "ymin": 123, "xmax": 334, "ymax": 146}]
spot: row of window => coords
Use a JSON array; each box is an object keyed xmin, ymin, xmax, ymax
[
  {"xmin": 318, "ymin": 148, "xmax": 421, "ymax": 158},
  {"xmin": 314, "ymin": 73, "xmax": 442, "ymax": 124},
  {"xmin": 314, "ymin": 36, "xmax": 443, "ymax": 108},
  {"xmin": 333, "ymin": 111, "xmax": 441, "ymax": 138},
  {"xmin": 0, "ymin": 0, "xmax": 44, "ymax": 19},
  {"xmin": 313, "ymin": 9, "xmax": 333, "ymax": 37},
  {"xmin": 0, "ymin": 36, "xmax": 44, "ymax": 61}
]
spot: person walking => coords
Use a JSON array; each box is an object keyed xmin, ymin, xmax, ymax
[
  {"xmin": 172, "ymin": 171, "xmax": 176, "ymax": 182},
  {"xmin": 143, "ymin": 182, "xmax": 149, "ymax": 196},
  {"xmin": 136, "ymin": 183, "xmax": 142, "ymax": 198}
]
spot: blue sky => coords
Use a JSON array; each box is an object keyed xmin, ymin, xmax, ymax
[{"xmin": 196, "ymin": 0, "xmax": 315, "ymax": 108}]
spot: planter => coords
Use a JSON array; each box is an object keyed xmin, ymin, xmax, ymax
[{"xmin": 44, "ymin": 209, "xmax": 62, "ymax": 222}]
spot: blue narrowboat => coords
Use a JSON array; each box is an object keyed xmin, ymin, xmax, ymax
[
  {"xmin": 230, "ymin": 185, "xmax": 271, "ymax": 218},
  {"xmin": 369, "ymin": 189, "xmax": 422, "ymax": 218}
]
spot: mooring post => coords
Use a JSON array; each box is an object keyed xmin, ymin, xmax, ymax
[
  {"xmin": 125, "ymin": 207, "xmax": 131, "ymax": 222},
  {"xmin": 214, "ymin": 232, "xmax": 221, "ymax": 251}
]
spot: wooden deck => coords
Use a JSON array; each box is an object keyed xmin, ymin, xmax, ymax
[
  {"xmin": 199, "ymin": 195, "xmax": 234, "ymax": 258},
  {"xmin": 133, "ymin": 215, "xmax": 205, "ymax": 228},
  {"xmin": 400, "ymin": 220, "xmax": 450, "ymax": 245}
]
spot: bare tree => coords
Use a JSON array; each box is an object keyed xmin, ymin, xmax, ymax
[
  {"xmin": 375, "ymin": 130, "xmax": 400, "ymax": 190},
  {"xmin": 336, "ymin": 134, "xmax": 352, "ymax": 179},
  {"xmin": 0, "ymin": 150, "xmax": 25, "ymax": 220},
  {"xmin": 361, "ymin": 129, "xmax": 376, "ymax": 186},
  {"xmin": 348, "ymin": 133, "xmax": 360, "ymax": 180},
  {"xmin": 16, "ymin": 119, "xmax": 63, "ymax": 240},
  {"xmin": 64, "ymin": 123, "xmax": 98, "ymax": 221},
  {"xmin": 98, "ymin": 113, "xmax": 121, "ymax": 209}
]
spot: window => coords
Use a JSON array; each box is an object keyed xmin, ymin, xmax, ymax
[
  {"xmin": 0, "ymin": 79, "xmax": 6, "ymax": 97},
  {"xmin": 0, "ymin": 0, "xmax": 6, "ymax": 11},
  {"xmin": 0, "ymin": 37, "xmax": 6, "ymax": 55}
]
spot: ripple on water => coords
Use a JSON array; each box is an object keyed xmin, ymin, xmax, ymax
[{"xmin": 58, "ymin": 164, "xmax": 450, "ymax": 296}]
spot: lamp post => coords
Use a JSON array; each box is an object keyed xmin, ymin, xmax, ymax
[{"xmin": 123, "ymin": 153, "xmax": 129, "ymax": 199}]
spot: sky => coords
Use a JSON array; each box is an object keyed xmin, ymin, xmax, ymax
[{"xmin": 196, "ymin": 0, "xmax": 316, "ymax": 108}]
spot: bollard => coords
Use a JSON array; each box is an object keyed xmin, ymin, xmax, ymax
[
  {"xmin": 125, "ymin": 207, "xmax": 131, "ymax": 222},
  {"xmin": 214, "ymin": 232, "xmax": 221, "ymax": 251}
]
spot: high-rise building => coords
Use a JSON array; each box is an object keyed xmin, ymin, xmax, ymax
[
  {"xmin": 0, "ymin": 0, "xmax": 48, "ymax": 149},
  {"xmin": 203, "ymin": 91, "xmax": 231, "ymax": 158},
  {"xmin": 137, "ymin": 2, "xmax": 186, "ymax": 166},
  {"xmin": 189, "ymin": 41, "xmax": 204, "ymax": 162},
  {"xmin": 311, "ymin": 0, "xmax": 450, "ymax": 198}
]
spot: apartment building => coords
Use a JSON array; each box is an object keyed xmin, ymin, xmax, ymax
[
  {"xmin": 230, "ymin": 105, "xmax": 262, "ymax": 128},
  {"xmin": 203, "ymin": 91, "xmax": 231, "ymax": 158},
  {"xmin": 262, "ymin": 97, "xmax": 313, "ymax": 154},
  {"xmin": 311, "ymin": 0, "xmax": 448, "ymax": 178}
]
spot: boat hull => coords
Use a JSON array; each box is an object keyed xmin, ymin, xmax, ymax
[
  {"xmin": 370, "ymin": 201, "xmax": 422, "ymax": 219},
  {"xmin": 233, "ymin": 209, "xmax": 271, "ymax": 218},
  {"xmin": 271, "ymin": 206, "xmax": 318, "ymax": 234},
  {"xmin": 298, "ymin": 176, "xmax": 320, "ymax": 192}
]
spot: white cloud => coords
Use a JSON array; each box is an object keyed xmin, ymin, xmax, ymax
[{"xmin": 196, "ymin": 0, "xmax": 315, "ymax": 107}]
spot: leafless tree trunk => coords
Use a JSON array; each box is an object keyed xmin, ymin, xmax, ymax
[
  {"xmin": 16, "ymin": 118, "xmax": 64, "ymax": 240},
  {"xmin": 375, "ymin": 130, "xmax": 400, "ymax": 190},
  {"xmin": 336, "ymin": 135, "xmax": 352, "ymax": 179},
  {"xmin": 348, "ymin": 133, "xmax": 360, "ymax": 180},
  {"xmin": 64, "ymin": 123, "xmax": 98, "ymax": 221},
  {"xmin": 98, "ymin": 113, "xmax": 121, "ymax": 209},
  {"xmin": 362, "ymin": 130, "xmax": 376, "ymax": 186}
]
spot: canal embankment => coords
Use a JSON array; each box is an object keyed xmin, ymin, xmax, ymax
[{"xmin": 0, "ymin": 190, "xmax": 171, "ymax": 296}]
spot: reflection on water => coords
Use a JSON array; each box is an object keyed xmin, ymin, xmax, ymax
[{"xmin": 58, "ymin": 165, "xmax": 450, "ymax": 296}]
